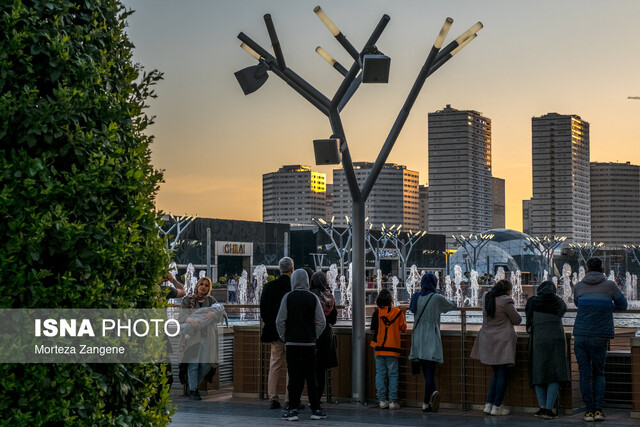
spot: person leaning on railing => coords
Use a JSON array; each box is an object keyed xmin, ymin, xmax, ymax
[
  {"xmin": 470, "ymin": 279, "xmax": 522, "ymax": 416},
  {"xmin": 525, "ymin": 280, "xmax": 569, "ymax": 420}
]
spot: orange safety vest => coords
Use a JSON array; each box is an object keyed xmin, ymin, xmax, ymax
[{"xmin": 370, "ymin": 306, "xmax": 407, "ymax": 357}]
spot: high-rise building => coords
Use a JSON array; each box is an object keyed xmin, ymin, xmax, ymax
[
  {"xmin": 590, "ymin": 161, "xmax": 640, "ymax": 247},
  {"xmin": 419, "ymin": 185, "xmax": 429, "ymax": 232},
  {"xmin": 531, "ymin": 113, "xmax": 590, "ymax": 243},
  {"xmin": 325, "ymin": 183, "xmax": 334, "ymax": 220},
  {"xmin": 522, "ymin": 199, "xmax": 533, "ymax": 235},
  {"xmin": 332, "ymin": 162, "xmax": 419, "ymax": 230},
  {"xmin": 428, "ymin": 105, "xmax": 492, "ymax": 246},
  {"xmin": 262, "ymin": 165, "xmax": 326, "ymax": 225},
  {"xmin": 492, "ymin": 177, "xmax": 505, "ymax": 229}
]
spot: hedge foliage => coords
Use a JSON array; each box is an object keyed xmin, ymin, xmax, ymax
[{"xmin": 1, "ymin": 1, "xmax": 172, "ymax": 424}]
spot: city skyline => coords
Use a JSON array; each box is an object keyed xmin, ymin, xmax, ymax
[{"xmin": 124, "ymin": 0, "xmax": 640, "ymax": 231}]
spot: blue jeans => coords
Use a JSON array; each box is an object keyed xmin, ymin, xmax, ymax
[
  {"xmin": 375, "ymin": 355, "xmax": 399, "ymax": 402},
  {"xmin": 487, "ymin": 364, "xmax": 508, "ymax": 407},
  {"xmin": 574, "ymin": 335, "xmax": 608, "ymax": 412},
  {"xmin": 534, "ymin": 382, "xmax": 560, "ymax": 410},
  {"xmin": 187, "ymin": 338, "xmax": 210, "ymax": 390}
]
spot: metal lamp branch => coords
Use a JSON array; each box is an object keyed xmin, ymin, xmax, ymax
[
  {"xmin": 235, "ymin": 6, "xmax": 482, "ymax": 402},
  {"xmin": 384, "ymin": 226, "xmax": 428, "ymax": 283},
  {"xmin": 570, "ymin": 242, "xmax": 604, "ymax": 268},
  {"xmin": 526, "ymin": 236, "xmax": 567, "ymax": 277},
  {"xmin": 365, "ymin": 222, "xmax": 392, "ymax": 272},
  {"xmin": 159, "ymin": 215, "xmax": 196, "ymax": 251}
]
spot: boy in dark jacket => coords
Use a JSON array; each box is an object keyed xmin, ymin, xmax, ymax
[
  {"xmin": 573, "ymin": 257, "xmax": 627, "ymax": 422},
  {"xmin": 276, "ymin": 269, "xmax": 326, "ymax": 421}
]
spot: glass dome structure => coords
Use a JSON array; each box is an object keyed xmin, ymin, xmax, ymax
[{"xmin": 448, "ymin": 229, "xmax": 547, "ymax": 278}]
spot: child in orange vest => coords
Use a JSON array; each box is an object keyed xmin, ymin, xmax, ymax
[{"xmin": 370, "ymin": 289, "xmax": 407, "ymax": 410}]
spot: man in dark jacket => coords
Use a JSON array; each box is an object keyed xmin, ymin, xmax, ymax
[
  {"xmin": 573, "ymin": 257, "xmax": 627, "ymax": 422},
  {"xmin": 260, "ymin": 257, "xmax": 293, "ymax": 409},
  {"xmin": 276, "ymin": 269, "xmax": 326, "ymax": 421}
]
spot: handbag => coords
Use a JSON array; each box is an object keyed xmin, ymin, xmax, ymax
[{"xmin": 410, "ymin": 293, "xmax": 435, "ymax": 375}]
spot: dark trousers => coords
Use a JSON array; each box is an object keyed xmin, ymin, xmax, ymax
[
  {"xmin": 487, "ymin": 364, "xmax": 508, "ymax": 406},
  {"xmin": 420, "ymin": 360, "xmax": 437, "ymax": 404},
  {"xmin": 316, "ymin": 365, "xmax": 326, "ymax": 403},
  {"xmin": 286, "ymin": 345, "xmax": 320, "ymax": 410},
  {"xmin": 574, "ymin": 336, "xmax": 608, "ymax": 412}
]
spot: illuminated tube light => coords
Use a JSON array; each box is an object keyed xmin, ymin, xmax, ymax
[
  {"xmin": 434, "ymin": 17, "xmax": 454, "ymax": 49},
  {"xmin": 241, "ymin": 43, "xmax": 261, "ymax": 60},
  {"xmin": 455, "ymin": 22, "xmax": 483, "ymax": 45},
  {"xmin": 313, "ymin": 6, "xmax": 340, "ymax": 36},
  {"xmin": 450, "ymin": 34, "xmax": 477, "ymax": 56},
  {"xmin": 315, "ymin": 46, "xmax": 336, "ymax": 66}
]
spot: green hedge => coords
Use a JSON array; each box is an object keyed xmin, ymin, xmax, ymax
[{"xmin": 1, "ymin": 0, "xmax": 172, "ymax": 424}]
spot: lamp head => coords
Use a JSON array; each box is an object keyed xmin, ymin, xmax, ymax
[{"xmin": 234, "ymin": 63, "xmax": 269, "ymax": 95}]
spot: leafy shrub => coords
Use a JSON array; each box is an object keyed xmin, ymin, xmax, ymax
[{"xmin": 0, "ymin": 0, "xmax": 172, "ymax": 424}]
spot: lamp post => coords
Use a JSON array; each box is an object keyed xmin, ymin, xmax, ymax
[
  {"xmin": 384, "ymin": 227, "xmax": 428, "ymax": 283},
  {"xmin": 365, "ymin": 221, "xmax": 391, "ymax": 272},
  {"xmin": 235, "ymin": 7, "xmax": 482, "ymax": 402},
  {"xmin": 160, "ymin": 214, "xmax": 196, "ymax": 251},
  {"xmin": 451, "ymin": 233, "xmax": 494, "ymax": 273},
  {"xmin": 569, "ymin": 242, "xmax": 604, "ymax": 268},
  {"xmin": 312, "ymin": 217, "xmax": 352, "ymax": 277},
  {"xmin": 526, "ymin": 236, "xmax": 566, "ymax": 277}
]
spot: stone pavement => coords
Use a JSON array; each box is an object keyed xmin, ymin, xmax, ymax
[{"xmin": 168, "ymin": 390, "xmax": 638, "ymax": 427}]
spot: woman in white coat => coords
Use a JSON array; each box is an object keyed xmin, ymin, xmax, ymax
[{"xmin": 409, "ymin": 273, "xmax": 456, "ymax": 412}]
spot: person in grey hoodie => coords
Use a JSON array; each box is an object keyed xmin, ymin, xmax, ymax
[
  {"xmin": 573, "ymin": 257, "xmax": 627, "ymax": 422},
  {"xmin": 276, "ymin": 269, "xmax": 326, "ymax": 422}
]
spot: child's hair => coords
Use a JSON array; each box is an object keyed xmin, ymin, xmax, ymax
[{"xmin": 376, "ymin": 289, "xmax": 393, "ymax": 308}]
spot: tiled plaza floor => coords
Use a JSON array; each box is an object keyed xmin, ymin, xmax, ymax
[{"xmin": 168, "ymin": 390, "xmax": 639, "ymax": 426}]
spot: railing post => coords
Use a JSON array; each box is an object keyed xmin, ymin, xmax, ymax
[{"xmin": 460, "ymin": 307, "xmax": 467, "ymax": 410}]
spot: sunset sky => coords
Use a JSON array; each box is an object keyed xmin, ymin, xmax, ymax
[{"xmin": 125, "ymin": 0, "xmax": 640, "ymax": 231}]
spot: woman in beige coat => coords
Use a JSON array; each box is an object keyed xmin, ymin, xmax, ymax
[{"xmin": 470, "ymin": 279, "xmax": 522, "ymax": 416}]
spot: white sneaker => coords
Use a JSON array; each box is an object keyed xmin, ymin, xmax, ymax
[
  {"xmin": 389, "ymin": 401, "xmax": 400, "ymax": 410},
  {"xmin": 490, "ymin": 405, "xmax": 510, "ymax": 416},
  {"xmin": 379, "ymin": 400, "xmax": 389, "ymax": 409},
  {"xmin": 483, "ymin": 403, "xmax": 493, "ymax": 414}
]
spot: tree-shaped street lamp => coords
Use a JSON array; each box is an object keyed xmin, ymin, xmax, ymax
[
  {"xmin": 452, "ymin": 233, "xmax": 494, "ymax": 273},
  {"xmin": 384, "ymin": 226, "xmax": 428, "ymax": 283},
  {"xmin": 312, "ymin": 217, "xmax": 352, "ymax": 277},
  {"xmin": 160, "ymin": 214, "xmax": 196, "ymax": 251},
  {"xmin": 624, "ymin": 245, "xmax": 640, "ymax": 271},
  {"xmin": 526, "ymin": 236, "xmax": 566, "ymax": 277},
  {"xmin": 235, "ymin": 7, "xmax": 482, "ymax": 402},
  {"xmin": 569, "ymin": 242, "xmax": 604, "ymax": 268},
  {"xmin": 365, "ymin": 221, "xmax": 392, "ymax": 272}
]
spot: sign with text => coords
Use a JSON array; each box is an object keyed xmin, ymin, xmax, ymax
[{"xmin": 215, "ymin": 241, "xmax": 252, "ymax": 256}]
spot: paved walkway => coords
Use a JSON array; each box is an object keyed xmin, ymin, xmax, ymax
[{"xmin": 168, "ymin": 390, "xmax": 638, "ymax": 427}]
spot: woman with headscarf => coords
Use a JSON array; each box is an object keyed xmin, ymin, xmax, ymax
[
  {"xmin": 408, "ymin": 272, "xmax": 456, "ymax": 412},
  {"xmin": 309, "ymin": 271, "xmax": 338, "ymax": 405},
  {"xmin": 525, "ymin": 280, "xmax": 568, "ymax": 420},
  {"xmin": 471, "ymin": 279, "xmax": 522, "ymax": 416}
]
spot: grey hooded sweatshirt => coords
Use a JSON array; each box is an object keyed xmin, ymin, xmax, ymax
[{"xmin": 276, "ymin": 269, "xmax": 326, "ymax": 345}]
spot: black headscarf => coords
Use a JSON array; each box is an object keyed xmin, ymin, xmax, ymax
[
  {"xmin": 485, "ymin": 279, "xmax": 512, "ymax": 318},
  {"xmin": 409, "ymin": 272, "xmax": 438, "ymax": 313},
  {"xmin": 525, "ymin": 280, "xmax": 567, "ymax": 331}
]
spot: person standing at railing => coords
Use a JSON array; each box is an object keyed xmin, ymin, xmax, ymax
[
  {"xmin": 309, "ymin": 271, "xmax": 338, "ymax": 407},
  {"xmin": 260, "ymin": 257, "xmax": 294, "ymax": 410},
  {"xmin": 525, "ymin": 280, "xmax": 568, "ymax": 420},
  {"xmin": 573, "ymin": 257, "xmax": 628, "ymax": 423},
  {"xmin": 470, "ymin": 279, "xmax": 522, "ymax": 416},
  {"xmin": 408, "ymin": 272, "xmax": 456, "ymax": 413}
]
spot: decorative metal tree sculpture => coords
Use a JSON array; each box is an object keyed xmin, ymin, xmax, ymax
[
  {"xmin": 452, "ymin": 233, "xmax": 494, "ymax": 273},
  {"xmin": 384, "ymin": 226, "xmax": 428, "ymax": 283},
  {"xmin": 569, "ymin": 242, "xmax": 604, "ymax": 268},
  {"xmin": 159, "ymin": 214, "xmax": 196, "ymax": 251},
  {"xmin": 365, "ymin": 221, "xmax": 392, "ymax": 272},
  {"xmin": 235, "ymin": 6, "xmax": 482, "ymax": 402},
  {"xmin": 526, "ymin": 235, "xmax": 567, "ymax": 277},
  {"xmin": 312, "ymin": 216, "xmax": 352, "ymax": 277}
]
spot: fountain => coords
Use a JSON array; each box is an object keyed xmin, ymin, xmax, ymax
[
  {"xmin": 376, "ymin": 268, "xmax": 382, "ymax": 293},
  {"xmin": 327, "ymin": 264, "xmax": 338, "ymax": 294},
  {"xmin": 608, "ymin": 270, "xmax": 616, "ymax": 282},
  {"xmin": 495, "ymin": 267, "xmax": 505, "ymax": 282},
  {"xmin": 578, "ymin": 266, "xmax": 585, "ymax": 281},
  {"xmin": 406, "ymin": 265, "xmax": 421, "ymax": 299},
  {"xmin": 185, "ymin": 263, "xmax": 196, "ymax": 295},
  {"xmin": 453, "ymin": 265, "xmax": 464, "ymax": 307},
  {"xmin": 552, "ymin": 276, "xmax": 558, "ymax": 290},
  {"xmin": 199, "ymin": 270, "xmax": 206, "ymax": 279},
  {"xmin": 444, "ymin": 275, "xmax": 454, "ymax": 301},
  {"xmin": 512, "ymin": 270, "xmax": 523, "ymax": 306},
  {"xmin": 391, "ymin": 276, "xmax": 399, "ymax": 307},
  {"xmin": 345, "ymin": 263, "xmax": 353, "ymax": 318},
  {"xmin": 237, "ymin": 270, "xmax": 248, "ymax": 321},
  {"xmin": 469, "ymin": 270, "xmax": 480, "ymax": 308},
  {"xmin": 252, "ymin": 264, "xmax": 268, "ymax": 304},
  {"xmin": 543, "ymin": 270, "xmax": 549, "ymax": 282},
  {"xmin": 561, "ymin": 263, "xmax": 572, "ymax": 303}
]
